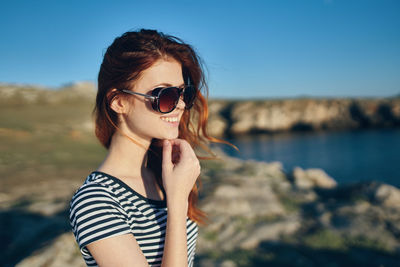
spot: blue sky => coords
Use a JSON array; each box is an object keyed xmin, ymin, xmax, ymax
[{"xmin": 0, "ymin": 0, "xmax": 399, "ymax": 98}]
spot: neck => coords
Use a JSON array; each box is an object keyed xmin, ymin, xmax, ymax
[{"xmin": 97, "ymin": 131, "xmax": 152, "ymax": 178}]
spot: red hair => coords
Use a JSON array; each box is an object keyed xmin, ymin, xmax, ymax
[{"xmin": 94, "ymin": 29, "xmax": 235, "ymax": 224}]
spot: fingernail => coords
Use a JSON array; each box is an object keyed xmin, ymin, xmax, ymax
[{"xmin": 164, "ymin": 140, "xmax": 169, "ymax": 146}]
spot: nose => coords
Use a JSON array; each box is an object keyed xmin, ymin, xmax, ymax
[{"xmin": 176, "ymin": 94, "xmax": 186, "ymax": 110}]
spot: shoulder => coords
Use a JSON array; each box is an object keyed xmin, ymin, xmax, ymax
[
  {"xmin": 69, "ymin": 172, "xmax": 132, "ymax": 253},
  {"xmin": 70, "ymin": 172, "xmax": 117, "ymax": 206},
  {"xmin": 69, "ymin": 172, "xmax": 127, "ymax": 225}
]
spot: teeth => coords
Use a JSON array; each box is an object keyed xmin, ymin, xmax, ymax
[{"xmin": 161, "ymin": 117, "xmax": 179, "ymax": 123}]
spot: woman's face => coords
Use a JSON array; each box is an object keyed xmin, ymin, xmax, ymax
[{"xmin": 117, "ymin": 58, "xmax": 186, "ymax": 142}]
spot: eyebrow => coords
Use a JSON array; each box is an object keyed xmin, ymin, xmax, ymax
[{"xmin": 152, "ymin": 82, "xmax": 185, "ymax": 88}]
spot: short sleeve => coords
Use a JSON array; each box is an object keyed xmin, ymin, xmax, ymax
[{"xmin": 69, "ymin": 183, "xmax": 131, "ymax": 256}]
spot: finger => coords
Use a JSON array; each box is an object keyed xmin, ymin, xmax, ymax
[
  {"xmin": 169, "ymin": 139, "xmax": 196, "ymax": 159},
  {"xmin": 171, "ymin": 144, "xmax": 180, "ymax": 164},
  {"xmin": 162, "ymin": 139, "xmax": 173, "ymax": 170}
]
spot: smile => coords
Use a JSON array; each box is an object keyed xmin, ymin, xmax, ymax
[{"xmin": 160, "ymin": 116, "xmax": 179, "ymax": 123}]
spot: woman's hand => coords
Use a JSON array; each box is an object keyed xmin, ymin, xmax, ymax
[{"xmin": 162, "ymin": 139, "xmax": 200, "ymax": 205}]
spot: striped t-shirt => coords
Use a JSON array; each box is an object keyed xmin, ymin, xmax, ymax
[{"xmin": 69, "ymin": 171, "xmax": 198, "ymax": 266}]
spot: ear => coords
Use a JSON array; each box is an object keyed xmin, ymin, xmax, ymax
[{"xmin": 109, "ymin": 89, "xmax": 128, "ymax": 114}]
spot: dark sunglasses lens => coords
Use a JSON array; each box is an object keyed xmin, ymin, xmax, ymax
[
  {"xmin": 183, "ymin": 86, "xmax": 196, "ymax": 108},
  {"xmin": 159, "ymin": 88, "xmax": 180, "ymax": 113}
]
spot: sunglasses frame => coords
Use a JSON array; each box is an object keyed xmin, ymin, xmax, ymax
[{"xmin": 120, "ymin": 79, "xmax": 196, "ymax": 114}]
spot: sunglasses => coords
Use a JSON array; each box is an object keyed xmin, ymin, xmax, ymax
[{"xmin": 120, "ymin": 81, "xmax": 197, "ymax": 114}]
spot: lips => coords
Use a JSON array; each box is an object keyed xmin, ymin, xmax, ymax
[
  {"xmin": 160, "ymin": 113, "xmax": 181, "ymax": 125},
  {"xmin": 160, "ymin": 116, "xmax": 179, "ymax": 123}
]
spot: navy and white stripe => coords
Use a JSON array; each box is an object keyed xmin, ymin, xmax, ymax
[{"xmin": 69, "ymin": 171, "xmax": 198, "ymax": 267}]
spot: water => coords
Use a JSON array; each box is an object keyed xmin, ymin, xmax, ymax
[{"xmin": 216, "ymin": 128, "xmax": 400, "ymax": 187}]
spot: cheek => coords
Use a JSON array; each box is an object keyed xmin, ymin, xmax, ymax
[
  {"xmin": 126, "ymin": 106, "xmax": 160, "ymax": 131},
  {"xmin": 124, "ymin": 104, "xmax": 180, "ymax": 139},
  {"xmin": 125, "ymin": 102, "xmax": 155, "ymax": 127},
  {"xmin": 129, "ymin": 110, "xmax": 157, "ymax": 128}
]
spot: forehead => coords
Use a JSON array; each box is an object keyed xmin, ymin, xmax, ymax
[{"xmin": 133, "ymin": 59, "xmax": 183, "ymax": 92}]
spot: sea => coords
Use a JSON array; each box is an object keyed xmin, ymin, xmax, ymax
[{"xmin": 215, "ymin": 128, "xmax": 400, "ymax": 188}]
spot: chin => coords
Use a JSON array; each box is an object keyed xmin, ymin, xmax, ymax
[
  {"xmin": 166, "ymin": 132, "xmax": 179, "ymax": 140},
  {"xmin": 159, "ymin": 129, "xmax": 179, "ymax": 140}
]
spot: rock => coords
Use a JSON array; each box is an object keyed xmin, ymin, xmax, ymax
[
  {"xmin": 197, "ymin": 258, "xmax": 219, "ymax": 267},
  {"xmin": 374, "ymin": 184, "xmax": 400, "ymax": 208},
  {"xmin": 202, "ymin": 176, "xmax": 285, "ymax": 219},
  {"xmin": 240, "ymin": 215, "xmax": 301, "ymax": 249},
  {"xmin": 220, "ymin": 260, "xmax": 237, "ymax": 267},
  {"xmin": 292, "ymin": 167, "xmax": 337, "ymax": 189},
  {"xmin": 207, "ymin": 115, "xmax": 227, "ymax": 137}
]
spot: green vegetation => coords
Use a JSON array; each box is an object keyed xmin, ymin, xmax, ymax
[
  {"xmin": 199, "ymin": 158, "xmax": 225, "ymax": 173},
  {"xmin": 203, "ymin": 230, "xmax": 218, "ymax": 241},
  {"xmin": 0, "ymin": 97, "xmax": 106, "ymax": 190},
  {"xmin": 302, "ymin": 229, "xmax": 347, "ymax": 250},
  {"xmin": 345, "ymin": 234, "xmax": 393, "ymax": 253},
  {"xmin": 283, "ymin": 228, "xmax": 394, "ymax": 254},
  {"xmin": 277, "ymin": 193, "xmax": 302, "ymax": 213},
  {"xmin": 235, "ymin": 161, "xmax": 257, "ymax": 176},
  {"xmin": 217, "ymin": 249, "xmax": 275, "ymax": 266}
]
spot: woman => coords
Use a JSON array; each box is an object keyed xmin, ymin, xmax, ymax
[{"xmin": 69, "ymin": 29, "xmax": 232, "ymax": 266}]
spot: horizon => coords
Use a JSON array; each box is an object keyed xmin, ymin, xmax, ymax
[
  {"xmin": 2, "ymin": 80, "xmax": 398, "ymax": 101},
  {"xmin": 0, "ymin": 0, "xmax": 399, "ymax": 98}
]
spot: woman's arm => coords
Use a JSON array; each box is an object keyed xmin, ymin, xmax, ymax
[
  {"xmin": 161, "ymin": 199, "xmax": 189, "ymax": 266},
  {"xmin": 161, "ymin": 139, "xmax": 201, "ymax": 267},
  {"xmin": 87, "ymin": 233, "xmax": 149, "ymax": 267}
]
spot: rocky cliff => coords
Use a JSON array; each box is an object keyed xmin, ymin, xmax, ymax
[{"xmin": 207, "ymin": 98, "xmax": 400, "ymax": 137}]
